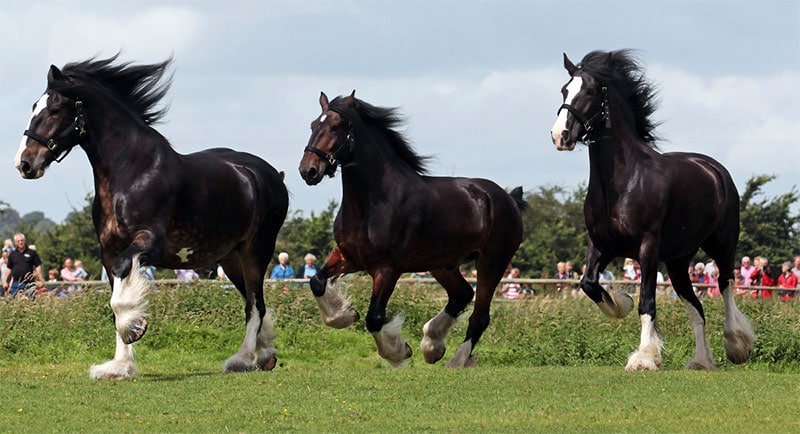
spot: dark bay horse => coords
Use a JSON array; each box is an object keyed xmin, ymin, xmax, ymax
[
  {"xmin": 550, "ymin": 50, "xmax": 754, "ymax": 370},
  {"xmin": 299, "ymin": 91, "xmax": 525, "ymax": 367},
  {"xmin": 15, "ymin": 57, "xmax": 288, "ymax": 379}
]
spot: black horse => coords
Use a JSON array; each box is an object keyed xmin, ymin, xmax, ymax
[
  {"xmin": 299, "ymin": 91, "xmax": 525, "ymax": 367},
  {"xmin": 550, "ymin": 50, "xmax": 754, "ymax": 370},
  {"xmin": 15, "ymin": 56, "xmax": 289, "ymax": 379}
]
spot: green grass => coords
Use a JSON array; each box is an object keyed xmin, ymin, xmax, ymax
[{"xmin": 2, "ymin": 280, "xmax": 800, "ymax": 432}]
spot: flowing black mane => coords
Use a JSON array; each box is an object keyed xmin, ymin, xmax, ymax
[
  {"xmin": 579, "ymin": 50, "xmax": 660, "ymax": 146},
  {"xmin": 57, "ymin": 55, "xmax": 172, "ymax": 125},
  {"xmin": 329, "ymin": 96, "xmax": 429, "ymax": 175}
]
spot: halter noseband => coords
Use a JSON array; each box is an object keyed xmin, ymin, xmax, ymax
[
  {"xmin": 303, "ymin": 121, "xmax": 355, "ymax": 177},
  {"xmin": 23, "ymin": 99, "xmax": 87, "ymax": 163},
  {"xmin": 558, "ymin": 84, "xmax": 611, "ymax": 144}
]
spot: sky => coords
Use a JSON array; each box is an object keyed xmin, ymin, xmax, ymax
[{"xmin": 1, "ymin": 0, "xmax": 798, "ymax": 223}]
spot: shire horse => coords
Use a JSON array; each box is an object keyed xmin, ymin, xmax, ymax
[
  {"xmin": 299, "ymin": 91, "xmax": 525, "ymax": 367},
  {"xmin": 550, "ymin": 50, "xmax": 755, "ymax": 370},
  {"xmin": 15, "ymin": 57, "xmax": 289, "ymax": 379}
]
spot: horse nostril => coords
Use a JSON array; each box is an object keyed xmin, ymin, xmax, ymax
[
  {"xmin": 19, "ymin": 160, "xmax": 31, "ymax": 175},
  {"xmin": 307, "ymin": 167, "xmax": 318, "ymax": 180},
  {"xmin": 561, "ymin": 130, "xmax": 570, "ymax": 143}
]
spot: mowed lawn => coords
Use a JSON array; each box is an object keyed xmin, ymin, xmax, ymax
[
  {"xmin": 2, "ymin": 281, "xmax": 799, "ymax": 432},
  {"xmin": 2, "ymin": 363, "xmax": 799, "ymax": 433}
]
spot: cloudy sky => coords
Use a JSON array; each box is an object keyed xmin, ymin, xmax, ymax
[{"xmin": 1, "ymin": 0, "xmax": 798, "ymax": 223}]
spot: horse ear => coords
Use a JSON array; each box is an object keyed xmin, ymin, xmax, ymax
[
  {"xmin": 319, "ymin": 92, "xmax": 329, "ymax": 111},
  {"xmin": 47, "ymin": 65, "xmax": 64, "ymax": 85},
  {"xmin": 563, "ymin": 53, "xmax": 577, "ymax": 75},
  {"xmin": 344, "ymin": 89, "xmax": 356, "ymax": 105}
]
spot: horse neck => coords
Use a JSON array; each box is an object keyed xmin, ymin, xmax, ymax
[
  {"xmin": 587, "ymin": 120, "xmax": 654, "ymax": 199},
  {"xmin": 82, "ymin": 103, "xmax": 172, "ymax": 184},
  {"xmin": 339, "ymin": 129, "xmax": 419, "ymax": 211}
]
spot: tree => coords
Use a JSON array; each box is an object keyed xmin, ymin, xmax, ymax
[
  {"xmin": 36, "ymin": 195, "xmax": 102, "ymax": 278},
  {"xmin": 737, "ymin": 174, "xmax": 800, "ymax": 263},
  {"xmin": 274, "ymin": 200, "xmax": 338, "ymax": 269},
  {"xmin": 512, "ymin": 185, "xmax": 588, "ymax": 277}
]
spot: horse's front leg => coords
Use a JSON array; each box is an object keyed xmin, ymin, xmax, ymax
[
  {"xmin": 310, "ymin": 245, "xmax": 360, "ymax": 328},
  {"xmin": 109, "ymin": 231, "xmax": 166, "ymax": 345},
  {"xmin": 625, "ymin": 243, "xmax": 663, "ymax": 371},
  {"xmin": 581, "ymin": 241, "xmax": 633, "ymax": 319},
  {"xmin": 367, "ymin": 269, "xmax": 412, "ymax": 367}
]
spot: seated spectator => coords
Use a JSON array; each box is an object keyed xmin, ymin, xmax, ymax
[{"xmin": 777, "ymin": 261, "xmax": 798, "ymax": 302}]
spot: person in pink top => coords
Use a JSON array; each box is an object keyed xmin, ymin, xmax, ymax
[{"xmin": 740, "ymin": 256, "xmax": 755, "ymax": 286}]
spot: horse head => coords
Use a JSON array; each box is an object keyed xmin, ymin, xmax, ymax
[
  {"xmin": 550, "ymin": 53, "xmax": 610, "ymax": 151},
  {"xmin": 299, "ymin": 91, "xmax": 355, "ymax": 185},
  {"xmin": 15, "ymin": 65, "xmax": 86, "ymax": 179}
]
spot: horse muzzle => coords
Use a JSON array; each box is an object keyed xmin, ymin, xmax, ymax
[
  {"xmin": 551, "ymin": 130, "xmax": 576, "ymax": 151},
  {"xmin": 299, "ymin": 165, "xmax": 324, "ymax": 186}
]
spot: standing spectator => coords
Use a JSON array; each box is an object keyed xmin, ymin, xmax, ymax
[
  {"xmin": 270, "ymin": 252, "xmax": 294, "ymax": 279},
  {"xmin": 740, "ymin": 256, "xmax": 755, "ymax": 286},
  {"xmin": 60, "ymin": 257, "xmax": 84, "ymax": 294},
  {"xmin": 777, "ymin": 261, "xmax": 798, "ymax": 302},
  {"xmin": 3, "ymin": 233, "xmax": 44, "ymax": 297},
  {"xmin": 0, "ymin": 250, "xmax": 9, "ymax": 293},
  {"xmin": 704, "ymin": 260, "xmax": 718, "ymax": 284},
  {"xmin": 792, "ymin": 256, "xmax": 800, "ymax": 280},
  {"xmin": 750, "ymin": 256, "xmax": 774, "ymax": 299},
  {"xmin": 691, "ymin": 262, "xmax": 711, "ymax": 298},
  {"xmin": 565, "ymin": 261, "xmax": 579, "ymax": 279},
  {"xmin": 2, "ymin": 239, "xmax": 13, "ymax": 254},
  {"xmin": 175, "ymin": 269, "xmax": 200, "ymax": 281},
  {"xmin": 555, "ymin": 262, "xmax": 568, "ymax": 280},
  {"xmin": 498, "ymin": 268, "xmax": 521, "ymax": 300},
  {"xmin": 73, "ymin": 260, "xmax": 89, "ymax": 280},
  {"xmin": 296, "ymin": 253, "xmax": 319, "ymax": 279}
]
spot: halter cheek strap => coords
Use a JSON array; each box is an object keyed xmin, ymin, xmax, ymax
[
  {"xmin": 303, "ymin": 126, "xmax": 355, "ymax": 177},
  {"xmin": 558, "ymin": 86, "xmax": 611, "ymax": 143},
  {"xmin": 23, "ymin": 99, "xmax": 87, "ymax": 163}
]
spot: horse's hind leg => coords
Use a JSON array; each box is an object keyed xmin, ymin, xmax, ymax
[
  {"xmin": 666, "ymin": 259, "xmax": 716, "ymax": 370},
  {"xmin": 703, "ymin": 238, "xmax": 754, "ymax": 364},
  {"xmin": 447, "ymin": 254, "xmax": 508, "ymax": 368},
  {"xmin": 421, "ymin": 268, "xmax": 474, "ymax": 364},
  {"xmin": 221, "ymin": 254, "xmax": 275, "ymax": 373}
]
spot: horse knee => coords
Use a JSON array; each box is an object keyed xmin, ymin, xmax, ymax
[
  {"xmin": 309, "ymin": 275, "xmax": 326, "ymax": 297},
  {"xmin": 111, "ymin": 256, "xmax": 133, "ymax": 280},
  {"xmin": 580, "ymin": 279, "xmax": 604, "ymax": 303}
]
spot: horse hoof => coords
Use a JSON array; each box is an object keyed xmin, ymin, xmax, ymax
[
  {"xmin": 223, "ymin": 357, "xmax": 257, "ymax": 373},
  {"xmin": 420, "ymin": 337, "xmax": 446, "ymax": 364},
  {"xmin": 258, "ymin": 354, "xmax": 277, "ymax": 371},
  {"xmin": 119, "ymin": 318, "xmax": 148, "ymax": 345},
  {"xmin": 685, "ymin": 359, "xmax": 717, "ymax": 371}
]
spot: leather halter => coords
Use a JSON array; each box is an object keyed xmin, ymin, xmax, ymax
[
  {"xmin": 558, "ymin": 84, "xmax": 611, "ymax": 144},
  {"xmin": 303, "ymin": 119, "xmax": 355, "ymax": 177},
  {"xmin": 23, "ymin": 99, "xmax": 87, "ymax": 163}
]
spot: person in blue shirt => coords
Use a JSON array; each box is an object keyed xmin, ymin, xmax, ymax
[{"xmin": 270, "ymin": 252, "xmax": 294, "ymax": 279}]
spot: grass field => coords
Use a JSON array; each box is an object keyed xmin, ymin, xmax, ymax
[{"xmin": 2, "ymin": 279, "xmax": 799, "ymax": 432}]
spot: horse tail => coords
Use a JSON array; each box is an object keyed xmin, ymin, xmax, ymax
[{"xmin": 509, "ymin": 186, "xmax": 527, "ymax": 212}]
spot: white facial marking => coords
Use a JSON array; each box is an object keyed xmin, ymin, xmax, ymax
[
  {"xmin": 15, "ymin": 94, "xmax": 49, "ymax": 168},
  {"xmin": 319, "ymin": 114, "xmax": 327, "ymax": 123},
  {"xmin": 550, "ymin": 76, "xmax": 583, "ymax": 145}
]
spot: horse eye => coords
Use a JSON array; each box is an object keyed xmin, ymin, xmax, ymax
[{"xmin": 330, "ymin": 124, "xmax": 338, "ymax": 132}]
